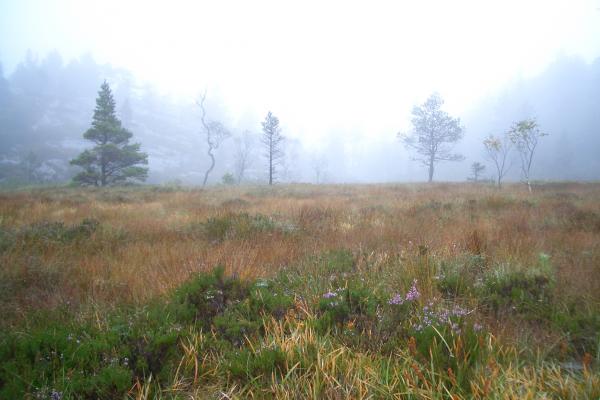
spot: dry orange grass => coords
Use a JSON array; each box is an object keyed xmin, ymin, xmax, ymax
[{"xmin": 1, "ymin": 182, "xmax": 599, "ymax": 324}]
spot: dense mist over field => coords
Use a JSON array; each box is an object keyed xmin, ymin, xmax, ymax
[
  {"xmin": 1, "ymin": 1, "xmax": 599, "ymax": 186},
  {"xmin": 3, "ymin": 3, "xmax": 600, "ymax": 397}
]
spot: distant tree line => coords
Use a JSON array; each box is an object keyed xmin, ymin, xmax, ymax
[
  {"xmin": 9, "ymin": 51, "xmax": 600, "ymax": 188},
  {"xmin": 70, "ymin": 83, "xmax": 548, "ymax": 190}
]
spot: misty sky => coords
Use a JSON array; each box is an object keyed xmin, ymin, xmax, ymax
[{"xmin": 1, "ymin": 0, "xmax": 600, "ymax": 148}]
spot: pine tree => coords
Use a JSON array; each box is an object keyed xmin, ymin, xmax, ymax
[
  {"xmin": 399, "ymin": 93, "xmax": 464, "ymax": 182},
  {"xmin": 71, "ymin": 81, "xmax": 148, "ymax": 186},
  {"xmin": 261, "ymin": 111, "xmax": 284, "ymax": 185}
]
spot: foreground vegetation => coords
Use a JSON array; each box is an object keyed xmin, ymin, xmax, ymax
[{"xmin": 0, "ymin": 183, "xmax": 599, "ymax": 399}]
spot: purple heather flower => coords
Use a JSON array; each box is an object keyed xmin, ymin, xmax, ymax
[
  {"xmin": 323, "ymin": 291, "xmax": 338, "ymax": 299},
  {"xmin": 452, "ymin": 305, "xmax": 468, "ymax": 317},
  {"xmin": 405, "ymin": 279, "xmax": 420, "ymax": 301},
  {"xmin": 388, "ymin": 294, "xmax": 404, "ymax": 305},
  {"xmin": 473, "ymin": 323, "xmax": 483, "ymax": 332}
]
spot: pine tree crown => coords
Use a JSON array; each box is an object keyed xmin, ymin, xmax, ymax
[{"xmin": 83, "ymin": 80, "xmax": 132, "ymax": 145}]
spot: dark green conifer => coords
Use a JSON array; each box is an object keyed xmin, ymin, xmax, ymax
[{"xmin": 71, "ymin": 81, "xmax": 148, "ymax": 186}]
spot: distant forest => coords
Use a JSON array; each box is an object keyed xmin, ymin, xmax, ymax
[{"xmin": 1, "ymin": 51, "xmax": 599, "ymax": 186}]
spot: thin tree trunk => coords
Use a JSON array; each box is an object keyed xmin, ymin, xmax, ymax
[
  {"xmin": 101, "ymin": 136, "xmax": 107, "ymax": 187},
  {"xmin": 428, "ymin": 160, "xmax": 434, "ymax": 183},
  {"xmin": 269, "ymin": 143, "xmax": 273, "ymax": 185},
  {"xmin": 101, "ymin": 155, "xmax": 106, "ymax": 187},
  {"xmin": 524, "ymin": 167, "xmax": 532, "ymax": 192},
  {"xmin": 202, "ymin": 148, "xmax": 215, "ymax": 187}
]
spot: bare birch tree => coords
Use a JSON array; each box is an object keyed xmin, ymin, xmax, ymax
[
  {"xmin": 197, "ymin": 91, "xmax": 230, "ymax": 187},
  {"xmin": 508, "ymin": 118, "xmax": 547, "ymax": 192},
  {"xmin": 483, "ymin": 133, "xmax": 512, "ymax": 188}
]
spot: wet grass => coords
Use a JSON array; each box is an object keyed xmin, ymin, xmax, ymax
[{"xmin": 0, "ymin": 183, "xmax": 599, "ymax": 398}]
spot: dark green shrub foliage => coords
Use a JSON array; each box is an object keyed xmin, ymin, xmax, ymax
[
  {"xmin": 214, "ymin": 310, "xmax": 262, "ymax": 345},
  {"xmin": 316, "ymin": 282, "xmax": 379, "ymax": 333},
  {"xmin": 0, "ymin": 322, "xmax": 131, "ymax": 399},
  {"xmin": 552, "ymin": 303, "xmax": 600, "ymax": 357},
  {"xmin": 224, "ymin": 346, "xmax": 287, "ymax": 382},
  {"xmin": 0, "ymin": 266, "xmax": 294, "ymax": 398},
  {"xmin": 479, "ymin": 269, "xmax": 553, "ymax": 315},
  {"xmin": 170, "ymin": 266, "xmax": 251, "ymax": 327},
  {"xmin": 436, "ymin": 256, "xmax": 485, "ymax": 298},
  {"xmin": 412, "ymin": 321, "xmax": 487, "ymax": 393},
  {"xmin": 170, "ymin": 266, "xmax": 293, "ymax": 344},
  {"xmin": 213, "ymin": 278, "xmax": 294, "ymax": 344}
]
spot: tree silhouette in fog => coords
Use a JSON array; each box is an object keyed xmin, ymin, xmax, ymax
[
  {"xmin": 400, "ymin": 93, "xmax": 464, "ymax": 182},
  {"xmin": 261, "ymin": 112, "xmax": 285, "ymax": 185},
  {"xmin": 197, "ymin": 90, "xmax": 230, "ymax": 187}
]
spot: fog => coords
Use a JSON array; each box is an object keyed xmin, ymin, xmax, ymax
[{"xmin": 1, "ymin": 0, "xmax": 599, "ymax": 185}]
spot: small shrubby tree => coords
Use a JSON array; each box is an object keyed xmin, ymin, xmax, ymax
[
  {"xmin": 508, "ymin": 118, "xmax": 547, "ymax": 192},
  {"xmin": 468, "ymin": 162, "xmax": 486, "ymax": 182},
  {"xmin": 483, "ymin": 134, "xmax": 512, "ymax": 189},
  {"xmin": 71, "ymin": 81, "xmax": 148, "ymax": 186},
  {"xmin": 483, "ymin": 133, "xmax": 512, "ymax": 189},
  {"xmin": 261, "ymin": 111, "xmax": 285, "ymax": 185},
  {"xmin": 400, "ymin": 93, "xmax": 464, "ymax": 182},
  {"xmin": 221, "ymin": 172, "xmax": 235, "ymax": 185}
]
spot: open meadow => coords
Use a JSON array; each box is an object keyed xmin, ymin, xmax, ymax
[{"xmin": 1, "ymin": 183, "xmax": 599, "ymax": 399}]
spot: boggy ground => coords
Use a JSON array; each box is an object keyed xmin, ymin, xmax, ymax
[{"xmin": 0, "ymin": 183, "xmax": 599, "ymax": 399}]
